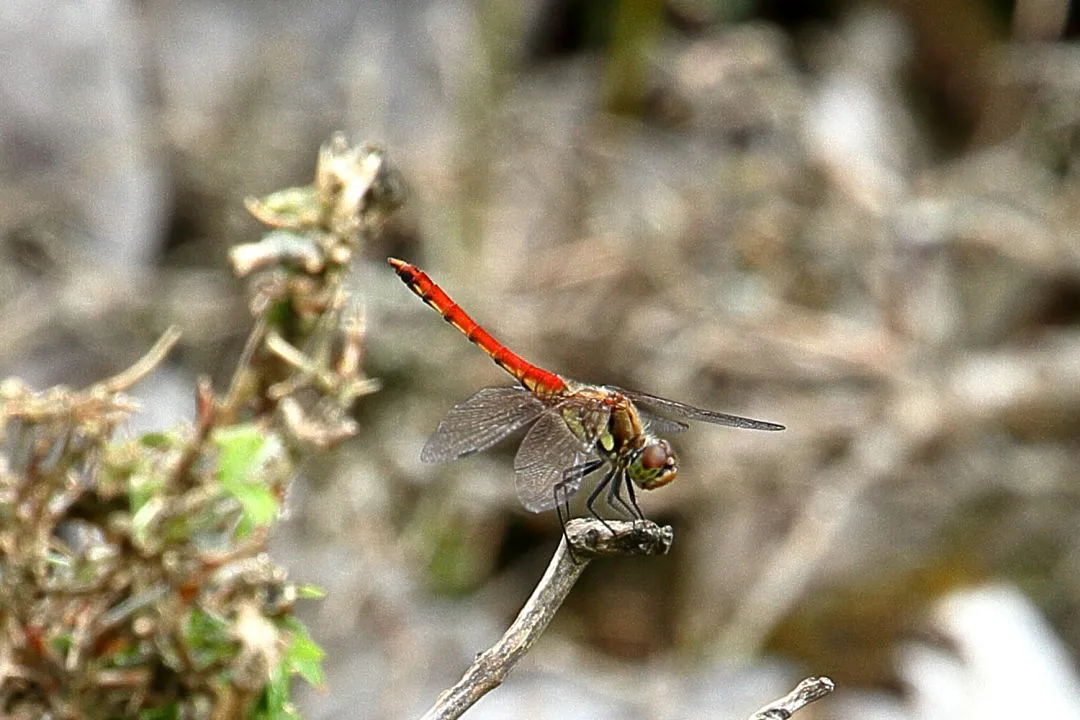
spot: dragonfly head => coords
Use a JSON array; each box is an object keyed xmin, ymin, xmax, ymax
[{"xmin": 629, "ymin": 437, "xmax": 677, "ymax": 490}]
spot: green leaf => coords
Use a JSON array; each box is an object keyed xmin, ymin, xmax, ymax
[
  {"xmin": 282, "ymin": 618, "xmax": 325, "ymax": 688},
  {"xmin": 215, "ymin": 425, "xmax": 267, "ymax": 486},
  {"xmin": 137, "ymin": 703, "xmax": 182, "ymax": 720},
  {"xmin": 213, "ymin": 425, "xmax": 281, "ymax": 536},
  {"xmin": 131, "ymin": 495, "xmax": 165, "ymax": 550},
  {"xmin": 230, "ymin": 482, "xmax": 279, "ymax": 538},
  {"xmin": 51, "ymin": 632, "xmax": 74, "ymax": 654},
  {"xmin": 183, "ymin": 608, "xmax": 235, "ymax": 671},
  {"xmin": 254, "ymin": 664, "xmax": 300, "ymax": 720},
  {"xmin": 138, "ymin": 432, "xmax": 172, "ymax": 449},
  {"xmin": 251, "ymin": 620, "xmax": 324, "ymax": 719},
  {"xmin": 129, "ymin": 463, "xmax": 164, "ymax": 516},
  {"xmin": 297, "ymin": 583, "xmax": 326, "ymax": 599}
]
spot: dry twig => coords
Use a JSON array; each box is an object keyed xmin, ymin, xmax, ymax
[
  {"xmin": 748, "ymin": 676, "xmax": 835, "ymax": 720},
  {"xmin": 419, "ymin": 519, "xmax": 673, "ymax": 720}
]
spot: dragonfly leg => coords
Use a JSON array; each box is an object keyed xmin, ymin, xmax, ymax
[
  {"xmin": 554, "ymin": 485, "xmax": 575, "ymax": 561},
  {"xmin": 584, "ymin": 467, "xmax": 618, "ymax": 532},
  {"xmin": 605, "ymin": 470, "xmax": 643, "ymax": 520},
  {"xmin": 554, "ymin": 459, "xmax": 605, "ymax": 561},
  {"xmin": 623, "ymin": 475, "xmax": 645, "ymax": 520},
  {"xmin": 552, "ymin": 459, "xmax": 603, "ymax": 524}
]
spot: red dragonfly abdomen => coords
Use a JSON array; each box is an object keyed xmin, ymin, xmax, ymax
[{"xmin": 389, "ymin": 258, "xmax": 567, "ymax": 396}]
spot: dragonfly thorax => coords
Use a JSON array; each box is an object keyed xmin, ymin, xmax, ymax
[
  {"xmin": 627, "ymin": 436, "xmax": 677, "ymax": 490},
  {"xmin": 555, "ymin": 384, "xmax": 680, "ymax": 491}
]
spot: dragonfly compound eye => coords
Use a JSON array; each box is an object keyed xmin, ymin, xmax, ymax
[
  {"xmin": 637, "ymin": 439, "xmax": 677, "ymax": 489},
  {"xmin": 641, "ymin": 443, "xmax": 668, "ymax": 469}
]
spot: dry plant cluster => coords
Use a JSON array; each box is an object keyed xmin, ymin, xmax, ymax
[{"xmin": 0, "ymin": 137, "xmax": 402, "ymax": 718}]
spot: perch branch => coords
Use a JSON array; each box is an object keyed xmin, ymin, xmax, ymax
[
  {"xmin": 418, "ymin": 519, "xmax": 672, "ymax": 720},
  {"xmin": 748, "ymin": 676, "xmax": 835, "ymax": 720}
]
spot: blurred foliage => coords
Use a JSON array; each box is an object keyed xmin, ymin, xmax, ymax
[{"xmin": 0, "ymin": 137, "xmax": 402, "ymax": 717}]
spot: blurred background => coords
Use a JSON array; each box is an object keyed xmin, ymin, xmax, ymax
[{"xmin": 4, "ymin": 0, "xmax": 1080, "ymax": 717}]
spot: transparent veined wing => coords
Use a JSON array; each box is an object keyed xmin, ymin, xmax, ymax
[
  {"xmin": 610, "ymin": 386, "xmax": 785, "ymax": 431},
  {"xmin": 421, "ymin": 386, "xmax": 549, "ymax": 462},
  {"xmin": 635, "ymin": 407, "xmax": 689, "ymax": 435},
  {"xmin": 513, "ymin": 410, "xmax": 599, "ymax": 513}
]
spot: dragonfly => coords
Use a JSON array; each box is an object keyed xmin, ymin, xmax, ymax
[{"xmin": 389, "ymin": 257, "xmax": 784, "ymax": 531}]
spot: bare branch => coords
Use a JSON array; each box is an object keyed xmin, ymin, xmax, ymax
[
  {"xmin": 748, "ymin": 676, "xmax": 835, "ymax": 720},
  {"xmin": 565, "ymin": 517, "xmax": 674, "ymax": 558},
  {"xmin": 419, "ymin": 519, "xmax": 672, "ymax": 720},
  {"xmin": 100, "ymin": 325, "xmax": 182, "ymax": 393}
]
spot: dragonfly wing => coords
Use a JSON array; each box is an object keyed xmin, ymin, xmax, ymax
[
  {"xmin": 611, "ymin": 386, "xmax": 785, "ymax": 431},
  {"xmin": 421, "ymin": 386, "xmax": 548, "ymax": 462},
  {"xmin": 635, "ymin": 408, "xmax": 689, "ymax": 435},
  {"xmin": 513, "ymin": 410, "xmax": 597, "ymax": 513}
]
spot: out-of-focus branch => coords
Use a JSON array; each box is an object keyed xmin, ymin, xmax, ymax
[
  {"xmin": 748, "ymin": 676, "xmax": 835, "ymax": 720},
  {"xmin": 419, "ymin": 519, "xmax": 672, "ymax": 720},
  {"xmin": 100, "ymin": 325, "xmax": 182, "ymax": 393}
]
